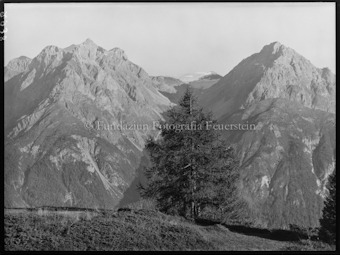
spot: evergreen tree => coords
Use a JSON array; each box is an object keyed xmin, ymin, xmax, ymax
[
  {"xmin": 139, "ymin": 87, "xmax": 240, "ymax": 220},
  {"xmin": 319, "ymin": 167, "xmax": 336, "ymax": 244}
]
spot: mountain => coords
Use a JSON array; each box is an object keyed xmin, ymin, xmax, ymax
[
  {"xmin": 152, "ymin": 72, "xmax": 222, "ymax": 104},
  {"xmin": 199, "ymin": 73, "xmax": 222, "ymax": 81},
  {"xmin": 197, "ymin": 42, "xmax": 335, "ymax": 228},
  {"xmin": 189, "ymin": 72, "xmax": 222, "ymax": 90},
  {"xmin": 222, "ymin": 98, "xmax": 335, "ymax": 228},
  {"xmin": 4, "ymin": 39, "xmax": 336, "ymax": 229},
  {"xmin": 151, "ymin": 76, "xmax": 184, "ymax": 93},
  {"xmin": 4, "ymin": 39, "xmax": 173, "ymax": 209},
  {"xmin": 150, "ymin": 76, "xmax": 190, "ymax": 104},
  {"xmin": 199, "ymin": 42, "xmax": 335, "ymax": 119},
  {"xmin": 177, "ymin": 71, "xmax": 219, "ymax": 83},
  {"xmin": 5, "ymin": 56, "xmax": 32, "ymax": 82}
]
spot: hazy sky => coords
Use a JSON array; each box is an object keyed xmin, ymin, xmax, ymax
[{"xmin": 4, "ymin": 3, "xmax": 335, "ymax": 77}]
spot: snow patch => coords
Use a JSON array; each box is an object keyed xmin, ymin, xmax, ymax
[
  {"xmin": 31, "ymin": 145, "xmax": 40, "ymax": 157},
  {"xmin": 63, "ymin": 192, "xmax": 73, "ymax": 205},
  {"xmin": 49, "ymin": 148, "xmax": 81, "ymax": 170},
  {"xmin": 19, "ymin": 142, "xmax": 33, "ymax": 153},
  {"xmin": 269, "ymin": 124, "xmax": 281, "ymax": 138},
  {"xmin": 261, "ymin": 176, "xmax": 270, "ymax": 188},
  {"xmin": 301, "ymin": 116, "xmax": 314, "ymax": 123},
  {"xmin": 302, "ymin": 136, "xmax": 320, "ymax": 154},
  {"xmin": 19, "ymin": 142, "xmax": 39, "ymax": 157},
  {"xmin": 318, "ymin": 160, "xmax": 335, "ymax": 198}
]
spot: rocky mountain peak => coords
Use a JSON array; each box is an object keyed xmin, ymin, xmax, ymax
[
  {"xmin": 270, "ymin": 41, "xmax": 283, "ymax": 52},
  {"xmin": 5, "ymin": 38, "xmax": 174, "ymax": 210},
  {"xmin": 6, "ymin": 56, "xmax": 32, "ymax": 72},
  {"xmin": 189, "ymin": 41, "xmax": 336, "ymax": 229},
  {"xmin": 260, "ymin": 41, "xmax": 287, "ymax": 55},
  {"xmin": 5, "ymin": 56, "xmax": 32, "ymax": 81},
  {"xmin": 109, "ymin": 47, "xmax": 128, "ymax": 61},
  {"xmin": 18, "ymin": 56, "xmax": 31, "ymax": 61},
  {"xmin": 63, "ymin": 44, "xmax": 77, "ymax": 52},
  {"xmin": 82, "ymin": 38, "xmax": 97, "ymax": 46},
  {"xmin": 71, "ymin": 39, "xmax": 102, "ymax": 62},
  {"xmin": 200, "ymin": 42, "xmax": 335, "ymax": 119},
  {"xmin": 321, "ymin": 67, "xmax": 335, "ymax": 82},
  {"xmin": 33, "ymin": 45, "xmax": 62, "ymax": 61},
  {"xmin": 256, "ymin": 41, "xmax": 301, "ymax": 66}
]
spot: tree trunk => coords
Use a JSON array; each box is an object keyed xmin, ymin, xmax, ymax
[{"xmin": 189, "ymin": 96, "xmax": 197, "ymax": 220}]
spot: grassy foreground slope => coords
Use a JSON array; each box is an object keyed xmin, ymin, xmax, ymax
[{"xmin": 4, "ymin": 208, "xmax": 334, "ymax": 251}]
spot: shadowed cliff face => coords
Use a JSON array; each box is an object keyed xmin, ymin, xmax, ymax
[
  {"xmin": 220, "ymin": 98, "xmax": 335, "ymax": 228},
  {"xmin": 194, "ymin": 42, "xmax": 335, "ymax": 229},
  {"xmin": 4, "ymin": 39, "xmax": 173, "ymax": 209}
]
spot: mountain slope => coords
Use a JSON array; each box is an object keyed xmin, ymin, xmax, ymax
[
  {"xmin": 189, "ymin": 72, "xmax": 222, "ymax": 89},
  {"xmin": 151, "ymin": 76, "xmax": 184, "ymax": 93},
  {"xmin": 223, "ymin": 98, "xmax": 335, "ymax": 228},
  {"xmin": 4, "ymin": 39, "xmax": 172, "ymax": 209},
  {"xmin": 199, "ymin": 42, "xmax": 336, "ymax": 228},
  {"xmin": 4, "ymin": 39, "xmax": 336, "ymax": 229},
  {"xmin": 153, "ymin": 72, "xmax": 221, "ymax": 104}
]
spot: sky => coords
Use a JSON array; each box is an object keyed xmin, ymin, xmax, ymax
[{"xmin": 4, "ymin": 3, "xmax": 336, "ymax": 77}]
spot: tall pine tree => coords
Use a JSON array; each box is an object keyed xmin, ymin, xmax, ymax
[
  {"xmin": 139, "ymin": 87, "xmax": 240, "ymax": 220},
  {"xmin": 319, "ymin": 167, "xmax": 336, "ymax": 244}
]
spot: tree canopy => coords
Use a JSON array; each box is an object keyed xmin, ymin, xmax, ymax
[
  {"xmin": 318, "ymin": 167, "xmax": 336, "ymax": 244},
  {"xmin": 139, "ymin": 88, "xmax": 241, "ymax": 220}
]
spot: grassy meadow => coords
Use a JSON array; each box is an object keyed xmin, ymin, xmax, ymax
[{"xmin": 4, "ymin": 205, "xmax": 335, "ymax": 251}]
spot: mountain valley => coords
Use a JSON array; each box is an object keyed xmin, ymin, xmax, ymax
[{"xmin": 4, "ymin": 40, "xmax": 336, "ymax": 229}]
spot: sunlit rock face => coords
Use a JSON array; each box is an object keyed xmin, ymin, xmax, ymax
[
  {"xmin": 5, "ymin": 38, "xmax": 173, "ymax": 209},
  {"xmin": 196, "ymin": 42, "xmax": 335, "ymax": 229},
  {"xmin": 5, "ymin": 56, "xmax": 32, "ymax": 82},
  {"xmin": 199, "ymin": 42, "xmax": 335, "ymax": 119}
]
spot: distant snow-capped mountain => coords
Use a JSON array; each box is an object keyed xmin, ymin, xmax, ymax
[{"xmin": 177, "ymin": 71, "xmax": 219, "ymax": 83}]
